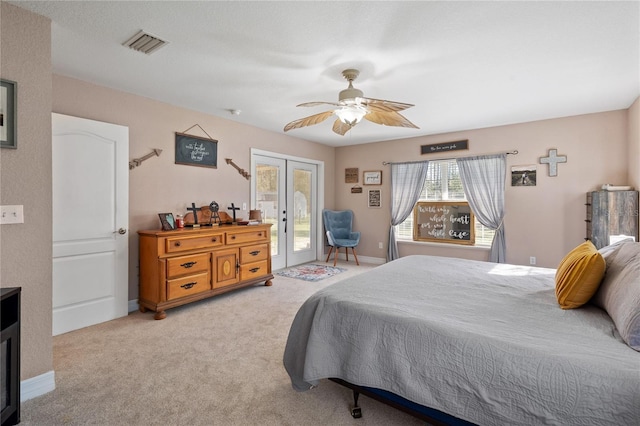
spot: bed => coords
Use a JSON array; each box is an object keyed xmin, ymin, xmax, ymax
[{"xmin": 283, "ymin": 242, "xmax": 640, "ymax": 425}]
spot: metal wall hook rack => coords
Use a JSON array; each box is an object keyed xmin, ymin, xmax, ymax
[
  {"xmin": 130, "ymin": 148, "xmax": 162, "ymax": 170},
  {"xmin": 225, "ymin": 158, "xmax": 250, "ymax": 180}
]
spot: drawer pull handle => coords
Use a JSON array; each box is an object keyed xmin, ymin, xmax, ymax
[
  {"xmin": 212, "ymin": 238, "xmax": 217, "ymax": 242},
  {"xmin": 231, "ymin": 236, "xmax": 236, "ymax": 240},
  {"xmin": 174, "ymin": 241, "xmax": 181, "ymax": 247},
  {"xmin": 180, "ymin": 282, "xmax": 197, "ymax": 289},
  {"xmin": 249, "ymin": 250, "xmax": 260, "ymax": 256},
  {"xmin": 258, "ymin": 233, "xmax": 262, "ymax": 237},
  {"xmin": 181, "ymin": 261, "xmax": 197, "ymax": 268},
  {"xmin": 249, "ymin": 267, "xmax": 260, "ymax": 273}
]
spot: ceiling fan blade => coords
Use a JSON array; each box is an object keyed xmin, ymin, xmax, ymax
[
  {"xmin": 297, "ymin": 101, "xmax": 342, "ymax": 108},
  {"xmin": 364, "ymin": 111, "xmax": 419, "ymax": 129},
  {"xmin": 283, "ymin": 110, "xmax": 335, "ymax": 132},
  {"xmin": 332, "ymin": 119, "xmax": 354, "ymax": 136},
  {"xmin": 362, "ymin": 97, "xmax": 415, "ymax": 113}
]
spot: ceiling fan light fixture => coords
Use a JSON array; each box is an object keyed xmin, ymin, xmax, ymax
[{"xmin": 335, "ymin": 105, "xmax": 367, "ymax": 125}]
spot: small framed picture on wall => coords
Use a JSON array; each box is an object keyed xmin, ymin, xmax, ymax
[
  {"xmin": 368, "ymin": 189, "xmax": 381, "ymax": 208},
  {"xmin": 363, "ymin": 170, "xmax": 382, "ymax": 185}
]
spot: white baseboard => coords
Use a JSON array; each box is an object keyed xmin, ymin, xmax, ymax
[
  {"xmin": 128, "ymin": 299, "xmax": 138, "ymax": 313},
  {"xmin": 21, "ymin": 370, "xmax": 55, "ymax": 402},
  {"xmin": 325, "ymin": 253, "xmax": 386, "ymax": 265}
]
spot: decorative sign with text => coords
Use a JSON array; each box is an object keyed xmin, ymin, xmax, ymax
[
  {"xmin": 421, "ymin": 139, "xmax": 469, "ymax": 155},
  {"xmin": 175, "ymin": 132, "xmax": 218, "ymax": 168},
  {"xmin": 413, "ymin": 201, "xmax": 475, "ymax": 245}
]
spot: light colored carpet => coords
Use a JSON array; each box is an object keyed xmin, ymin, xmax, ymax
[{"xmin": 20, "ymin": 261, "xmax": 426, "ymax": 425}]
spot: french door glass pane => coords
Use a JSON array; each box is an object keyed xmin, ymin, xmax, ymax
[
  {"xmin": 256, "ymin": 164, "xmax": 279, "ymax": 255},
  {"xmin": 293, "ymin": 168, "xmax": 312, "ymax": 252}
]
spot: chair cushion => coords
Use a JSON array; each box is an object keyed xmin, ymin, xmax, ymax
[{"xmin": 555, "ymin": 241, "xmax": 606, "ymax": 309}]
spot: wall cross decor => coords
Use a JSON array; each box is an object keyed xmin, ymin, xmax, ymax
[{"xmin": 539, "ymin": 148, "xmax": 567, "ymax": 177}]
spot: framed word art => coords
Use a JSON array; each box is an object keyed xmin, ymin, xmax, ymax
[
  {"xmin": 363, "ymin": 170, "xmax": 382, "ymax": 185},
  {"xmin": 413, "ymin": 201, "xmax": 475, "ymax": 245},
  {"xmin": 175, "ymin": 132, "xmax": 217, "ymax": 168}
]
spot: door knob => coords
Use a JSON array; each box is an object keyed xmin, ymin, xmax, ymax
[{"xmin": 118, "ymin": 228, "xmax": 127, "ymax": 235}]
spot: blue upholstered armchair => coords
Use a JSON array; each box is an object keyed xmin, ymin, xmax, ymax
[{"xmin": 322, "ymin": 209, "xmax": 360, "ymax": 266}]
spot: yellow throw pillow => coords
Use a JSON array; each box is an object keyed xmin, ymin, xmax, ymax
[{"xmin": 555, "ymin": 241, "xmax": 606, "ymax": 309}]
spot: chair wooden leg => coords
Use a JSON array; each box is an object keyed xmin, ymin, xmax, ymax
[
  {"xmin": 333, "ymin": 246, "xmax": 339, "ymax": 266},
  {"xmin": 345, "ymin": 247, "xmax": 349, "ymax": 262},
  {"xmin": 351, "ymin": 248, "xmax": 360, "ymax": 265},
  {"xmin": 326, "ymin": 246, "xmax": 333, "ymax": 263}
]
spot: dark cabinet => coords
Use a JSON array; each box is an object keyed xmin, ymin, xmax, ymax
[
  {"xmin": 586, "ymin": 190, "xmax": 639, "ymax": 249},
  {"xmin": 1, "ymin": 287, "xmax": 21, "ymax": 426}
]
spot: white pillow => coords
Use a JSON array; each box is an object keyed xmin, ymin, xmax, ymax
[{"xmin": 592, "ymin": 242, "xmax": 640, "ymax": 351}]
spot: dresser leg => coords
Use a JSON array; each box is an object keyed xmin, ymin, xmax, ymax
[
  {"xmin": 139, "ymin": 305, "xmax": 147, "ymax": 313},
  {"xmin": 154, "ymin": 310, "xmax": 167, "ymax": 320},
  {"xmin": 265, "ymin": 279, "xmax": 273, "ymax": 287}
]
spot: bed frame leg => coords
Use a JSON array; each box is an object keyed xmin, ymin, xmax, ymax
[{"xmin": 351, "ymin": 390, "xmax": 362, "ymax": 418}]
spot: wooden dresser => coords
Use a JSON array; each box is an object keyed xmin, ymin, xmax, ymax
[
  {"xmin": 586, "ymin": 190, "xmax": 639, "ymax": 249},
  {"xmin": 138, "ymin": 224, "xmax": 273, "ymax": 319}
]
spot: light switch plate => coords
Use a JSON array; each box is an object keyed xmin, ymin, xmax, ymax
[{"xmin": 0, "ymin": 205, "xmax": 24, "ymax": 224}]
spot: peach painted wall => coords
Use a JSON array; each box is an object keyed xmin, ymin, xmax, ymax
[
  {"xmin": 52, "ymin": 75, "xmax": 336, "ymax": 301},
  {"xmin": 0, "ymin": 3, "xmax": 53, "ymax": 381},
  {"xmin": 335, "ymin": 110, "xmax": 630, "ymax": 268}
]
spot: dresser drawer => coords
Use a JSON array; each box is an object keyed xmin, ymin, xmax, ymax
[
  {"xmin": 166, "ymin": 253, "xmax": 210, "ymax": 279},
  {"xmin": 239, "ymin": 243, "xmax": 269, "ymax": 264},
  {"xmin": 167, "ymin": 272, "xmax": 211, "ymax": 300},
  {"xmin": 240, "ymin": 260, "xmax": 269, "ymax": 281},
  {"xmin": 165, "ymin": 233, "xmax": 224, "ymax": 253},
  {"xmin": 226, "ymin": 229, "xmax": 268, "ymax": 245}
]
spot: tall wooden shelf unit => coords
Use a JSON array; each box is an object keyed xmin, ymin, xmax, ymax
[
  {"xmin": 138, "ymin": 224, "xmax": 273, "ymax": 319},
  {"xmin": 585, "ymin": 190, "xmax": 639, "ymax": 249}
]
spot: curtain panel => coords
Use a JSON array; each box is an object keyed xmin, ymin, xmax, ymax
[
  {"xmin": 388, "ymin": 161, "xmax": 429, "ymax": 261},
  {"xmin": 456, "ymin": 154, "xmax": 507, "ymax": 263}
]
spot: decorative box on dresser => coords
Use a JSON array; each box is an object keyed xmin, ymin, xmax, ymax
[
  {"xmin": 586, "ymin": 190, "xmax": 639, "ymax": 249},
  {"xmin": 138, "ymin": 224, "xmax": 273, "ymax": 319}
]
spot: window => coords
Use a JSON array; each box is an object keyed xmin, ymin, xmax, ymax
[{"xmin": 396, "ymin": 159, "xmax": 495, "ymax": 246}]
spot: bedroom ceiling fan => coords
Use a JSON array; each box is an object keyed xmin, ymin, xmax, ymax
[{"xmin": 283, "ymin": 69, "xmax": 419, "ymax": 136}]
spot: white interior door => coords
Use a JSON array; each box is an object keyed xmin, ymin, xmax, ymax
[
  {"xmin": 252, "ymin": 152, "xmax": 319, "ymax": 269},
  {"xmin": 52, "ymin": 113, "xmax": 129, "ymax": 336}
]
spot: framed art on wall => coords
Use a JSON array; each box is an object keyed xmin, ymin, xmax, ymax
[
  {"xmin": 363, "ymin": 170, "xmax": 382, "ymax": 185},
  {"xmin": 368, "ymin": 189, "xmax": 381, "ymax": 208},
  {"xmin": 175, "ymin": 132, "xmax": 217, "ymax": 168},
  {"xmin": 0, "ymin": 79, "xmax": 17, "ymax": 149},
  {"xmin": 345, "ymin": 167, "xmax": 359, "ymax": 183}
]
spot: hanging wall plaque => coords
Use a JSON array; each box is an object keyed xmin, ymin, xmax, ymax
[{"xmin": 175, "ymin": 132, "xmax": 217, "ymax": 168}]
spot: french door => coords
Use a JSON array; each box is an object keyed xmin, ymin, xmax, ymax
[{"xmin": 251, "ymin": 151, "xmax": 319, "ymax": 270}]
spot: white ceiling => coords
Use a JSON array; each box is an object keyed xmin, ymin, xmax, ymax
[{"xmin": 9, "ymin": 1, "xmax": 640, "ymax": 147}]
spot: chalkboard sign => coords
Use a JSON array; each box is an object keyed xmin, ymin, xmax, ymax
[
  {"xmin": 175, "ymin": 132, "xmax": 217, "ymax": 168},
  {"xmin": 413, "ymin": 201, "xmax": 475, "ymax": 245}
]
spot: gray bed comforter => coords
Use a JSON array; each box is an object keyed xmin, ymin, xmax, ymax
[{"xmin": 283, "ymin": 255, "xmax": 640, "ymax": 425}]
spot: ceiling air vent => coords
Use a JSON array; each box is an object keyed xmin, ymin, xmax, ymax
[{"xmin": 122, "ymin": 30, "xmax": 168, "ymax": 55}]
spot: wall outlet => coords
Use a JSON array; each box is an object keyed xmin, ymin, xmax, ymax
[
  {"xmin": 0, "ymin": 205, "xmax": 24, "ymax": 224},
  {"xmin": 242, "ymin": 202, "xmax": 247, "ymax": 211},
  {"xmin": 529, "ymin": 256, "xmax": 536, "ymax": 265},
  {"xmin": 379, "ymin": 242, "xmax": 383, "ymax": 249}
]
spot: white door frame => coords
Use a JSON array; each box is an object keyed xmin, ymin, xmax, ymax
[{"xmin": 251, "ymin": 148, "xmax": 325, "ymax": 269}]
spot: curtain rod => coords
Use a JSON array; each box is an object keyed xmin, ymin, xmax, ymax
[{"xmin": 382, "ymin": 150, "xmax": 518, "ymax": 166}]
